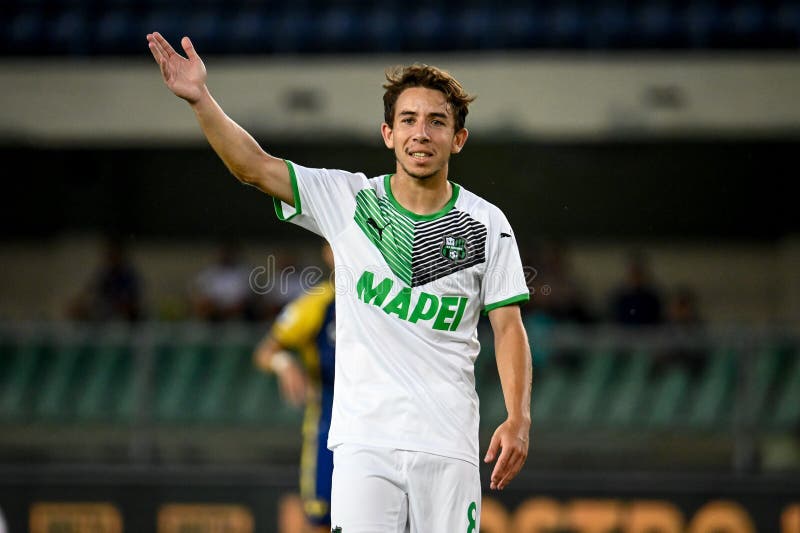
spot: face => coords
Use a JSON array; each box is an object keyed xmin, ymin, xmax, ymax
[{"xmin": 381, "ymin": 87, "xmax": 468, "ymax": 182}]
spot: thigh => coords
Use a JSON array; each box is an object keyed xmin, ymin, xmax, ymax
[
  {"xmin": 406, "ymin": 452, "xmax": 481, "ymax": 533},
  {"xmin": 330, "ymin": 445, "xmax": 408, "ymax": 533}
]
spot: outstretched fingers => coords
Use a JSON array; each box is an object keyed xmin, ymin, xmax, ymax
[
  {"xmin": 151, "ymin": 32, "xmax": 178, "ymax": 58},
  {"xmin": 181, "ymin": 36, "xmax": 199, "ymax": 60},
  {"xmin": 147, "ymin": 35, "xmax": 165, "ymax": 65}
]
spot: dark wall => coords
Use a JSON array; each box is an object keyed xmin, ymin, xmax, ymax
[{"xmin": 3, "ymin": 140, "xmax": 795, "ymax": 244}]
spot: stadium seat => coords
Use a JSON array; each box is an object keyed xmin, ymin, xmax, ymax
[
  {"xmin": 749, "ymin": 346, "xmax": 783, "ymax": 426},
  {"xmin": 196, "ymin": 343, "xmax": 249, "ymax": 422},
  {"xmin": 222, "ymin": 9, "xmax": 273, "ymax": 54},
  {"xmin": 5, "ymin": 10, "xmax": 46, "ymax": 55},
  {"xmin": 75, "ymin": 344, "xmax": 128, "ymax": 421},
  {"xmin": 725, "ymin": 2, "xmax": 767, "ymax": 48},
  {"xmin": 589, "ymin": 3, "xmax": 632, "ymax": 49},
  {"xmin": 361, "ymin": 6, "xmax": 401, "ymax": 53},
  {"xmin": 566, "ymin": 348, "xmax": 616, "ymax": 427},
  {"xmin": 111, "ymin": 351, "xmax": 137, "ymax": 423},
  {"xmin": 771, "ymin": 350, "xmax": 800, "ymax": 430},
  {"xmin": 4, "ymin": 0, "xmax": 800, "ymax": 55},
  {"xmin": 645, "ymin": 365, "xmax": 690, "ymax": 429},
  {"xmin": 185, "ymin": 9, "xmax": 224, "ymax": 52},
  {"xmin": 684, "ymin": 1, "xmax": 724, "ymax": 48},
  {"xmin": 604, "ymin": 351, "xmax": 651, "ymax": 428},
  {"xmin": 635, "ymin": 2, "xmax": 684, "ymax": 48},
  {"xmin": 774, "ymin": 1, "xmax": 800, "ymax": 47},
  {"xmin": 141, "ymin": 8, "xmax": 183, "ymax": 49},
  {"xmin": 685, "ymin": 348, "xmax": 735, "ymax": 429},
  {"xmin": 92, "ymin": 10, "xmax": 141, "ymax": 54},
  {"xmin": 155, "ymin": 343, "xmax": 209, "ymax": 423},
  {"xmin": 235, "ymin": 367, "xmax": 302, "ymax": 428},
  {"xmin": 34, "ymin": 343, "xmax": 84, "ymax": 420},
  {"xmin": 315, "ymin": 6, "xmax": 362, "ymax": 52},
  {"xmin": 452, "ymin": 7, "xmax": 498, "ymax": 51},
  {"xmin": 47, "ymin": 9, "xmax": 89, "ymax": 55},
  {"xmin": 0, "ymin": 340, "xmax": 43, "ymax": 421},
  {"xmin": 531, "ymin": 364, "xmax": 570, "ymax": 427},
  {"xmin": 270, "ymin": 8, "xmax": 317, "ymax": 54},
  {"xmin": 545, "ymin": 3, "xmax": 587, "ymax": 48},
  {"xmin": 404, "ymin": 5, "xmax": 449, "ymax": 52}
]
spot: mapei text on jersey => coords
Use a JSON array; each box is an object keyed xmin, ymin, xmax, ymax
[{"xmin": 356, "ymin": 270, "xmax": 467, "ymax": 331}]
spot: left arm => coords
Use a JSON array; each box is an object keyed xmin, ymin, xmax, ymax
[{"xmin": 484, "ymin": 304, "xmax": 532, "ymax": 490}]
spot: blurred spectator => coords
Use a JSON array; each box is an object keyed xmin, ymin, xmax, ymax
[
  {"xmin": 190, "ymin": 240, "xmax": 255, "ymax": 322},
  {"xmin": 528, "ymin": 241, "xmax": 593, "ymax": 324},
  {"xmin": 256, "ymin": 249, "xmax": 307, "ymax": 322},
  {"xmin": 656, "ymin": 284, "xmax": 707, "ymax": 376},
  {"xmin": 66, "ymin": 236, "xmax": 143, "ymax": 322},
  {"xmin": 666, "ymin": 284, "xmax": 702, "ymax": 327},
  {"xmin": 609, "ymin": 251, "xmax": 663, "ymax": 326},
  {"xmin": 521, "ymin": 241, "xmax": 593, "ymax": 368}
]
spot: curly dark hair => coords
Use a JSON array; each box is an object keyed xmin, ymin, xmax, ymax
[{"xmin": 383, "ymin": 64, "xmax": 476, "ymax": 132}]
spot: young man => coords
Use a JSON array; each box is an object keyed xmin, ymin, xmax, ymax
[
  {"xmin": 146, "ymin": 32, "xmax": 532, "ymax": 532},
  {"xmin": 254, "ymin": 242, "xmax": 336, "ymax": 533}
]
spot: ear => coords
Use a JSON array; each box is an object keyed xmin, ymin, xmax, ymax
[
  {"xmin": 381, "ymin": 122, "xmax": 395, "ymax": 149},
  {"xmin": 451, "ymin": 127, "xmax": 469, "ymax": 154}
]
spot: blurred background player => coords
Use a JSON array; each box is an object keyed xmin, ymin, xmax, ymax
[
  {"xmin": 609, "ymin": 250, "xmax": 664, "ymax": 327},
  {"xmin": 190, "ymin": 239, "xmax": 255, "ymax": 322},
  {"xmin": 65, "ymin": 234, "xmax": 143, "ymax": 322},
  {"xmin": 253, "ymin": 241, "xmax": 335, "ymax": 533}
]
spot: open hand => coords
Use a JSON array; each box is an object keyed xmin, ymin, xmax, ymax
[
  {"xmin": 484, "ymin": 417, "xmax": 530, "ymax": 490},
  {"xmin": 146, "ymin": 32, "xmax": 207, "ymax": 104}
]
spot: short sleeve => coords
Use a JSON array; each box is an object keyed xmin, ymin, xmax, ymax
[
  {"xmin": 481, "ymin": 209, "xmax": 530, "ymax": 314},
  {"xmin": 273, "ymin": 160, "xmax": 366, "ymax": 239},
  {"xmin": 271, "ymin": 296, "xmax": 319, "ymax": 349}
]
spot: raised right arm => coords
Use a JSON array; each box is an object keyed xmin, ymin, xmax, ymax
[{"xmin": 146, "ymin": 32, "xmax": 293, "ymax": 205}]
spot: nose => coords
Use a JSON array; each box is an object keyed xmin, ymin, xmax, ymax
[{"xmin": 412, "ymin": 122, "xmax": 430, "ymax": 142}]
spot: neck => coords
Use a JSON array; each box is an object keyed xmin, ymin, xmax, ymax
[{"xmin": 390, "ymin": 171, "xmax": 452, "ymax": 216}]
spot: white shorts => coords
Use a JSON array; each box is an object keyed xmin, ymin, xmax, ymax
[{"xmin": 330, "ymin": 444, "xmax": 481, "ymax": 533}]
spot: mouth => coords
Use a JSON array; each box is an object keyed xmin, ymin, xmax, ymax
[{"xmin": 407, "ymin": 150, "xmax": 433, "ymax": 162}]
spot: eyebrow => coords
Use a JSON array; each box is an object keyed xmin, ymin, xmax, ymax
[{"xmin": 398, "ymin": 110, "xmax": 450, "ymax": 120}]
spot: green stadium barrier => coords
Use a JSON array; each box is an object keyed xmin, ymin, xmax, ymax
[
  {"xmin": 111, "ymin": 348, "xmax": 137, "ymax": 423},
  {"xmin": 1, "ymin": 324, "xmax": 797, "ymax": 443},
  {"xmin": 605, "ymin": 350, "xmax": 651, "ymax": 428},
  {"xmin": 0, "ymin": 340, "xmax": 43, "ymax": 421},
  {"xmin": 34, "ymin": 343, "xmax": 84, "ymax": 421},
  {"xmin": 686, "ymin": 348, "xmax": 735, "ymax": 430},
  {"xmin": 750, "ymin": 345, "xmax": 782, "ymax": 426},
  {"xmin": 196, "ymin": 343, "xmax": 249, "ymax": 423},
  {"xmin": 772, "ymin": 350, "xmax": 800, "ymax": 430},
  {"xmin": 646, "ymin": 366, "xmax": 691, "ymax": 429},
  {"xmin": 75, "ymin": 344, "xmax": 128, "ymax": 421},
  {"xmin": 155, "ymin": 343, "xmax": 210, "ymax": 423},
  {"xmin": 531, "ymin": 365, "xmax": 569, "ymax": 427},
  {"xmin": 567, "ymin": 348, "xmax": 616, "ymax": 428}
]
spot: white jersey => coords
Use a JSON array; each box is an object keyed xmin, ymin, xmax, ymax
[{"xmin": 274, "ymin": 161, "xmax": 529, "ymax": 465}]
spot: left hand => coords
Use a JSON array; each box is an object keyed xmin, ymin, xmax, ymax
[{"xmin": 484, "ymin": 416, "xmax": 530, "ymax": 490}]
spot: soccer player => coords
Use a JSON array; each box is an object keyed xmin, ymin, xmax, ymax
[
  {"xmin": 146, "ymin": 32, "xmax": 532, "ymax": 532},
  {"xmin": 254, "ymin": 242, "xmax": 336, "ymax": 533}
]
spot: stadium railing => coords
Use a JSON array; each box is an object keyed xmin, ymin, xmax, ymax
[{"xmin": 0, "ymin": 320, "xmax": 798, "ymax": 472}]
